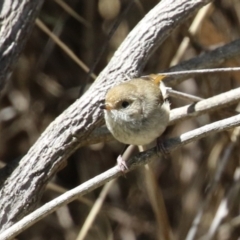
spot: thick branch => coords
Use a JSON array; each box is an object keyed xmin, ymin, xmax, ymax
[
  {"xmin": 0, "ymin": 0, "xmax": 44, "ymax": 91},
  {"xmin": 0, "ymin": 0, "xmax": 212, "ymax": 231}
]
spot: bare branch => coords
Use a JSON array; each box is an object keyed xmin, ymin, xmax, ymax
[
  {"xmin": 164, "ymin": 39, "xmax": 240, "ymax": 86},
  {"xmin": 169, "ymin": 87, "xmax": 240, "ymax": 125}
]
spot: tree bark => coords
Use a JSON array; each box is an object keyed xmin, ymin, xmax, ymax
[
  {"xmin": 0, "ymin": 0, "xmax": 212, "ymax": 231},
  {"xmin": 0, "ymin": 0, "xmax": 44, "ymax": 92}
]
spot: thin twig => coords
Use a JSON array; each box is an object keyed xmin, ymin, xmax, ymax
[
  {"xmin": 144, "ymin": 163, "xmax": 172, "ymax": 240},
  {"xmin": 167, "ymin": 89, "xmax": 203, "ymax": 102},
  {"xmin": 53, "ymin": 0, "xmax": 91, "ymax": 28},
  {"xmin": 35, "ymin": 19, "xmax": 96, "ymax": 79},
  {"xmin": 140, "ymin": 145, "xmax": 172, "ymax": 240},
  {"xmin": 170, "ymin": 3, "xmax": 213, "ymax": 66},
  {"xmin": 83, "ymin": 0, "xmax": 135, "ymax": 93},
  {"xmin": 169, "ymin": 87, "xmax": 240, "ymax": 125},
  {"xmin": 155, "ymin": 67, "xmax": 240, "ymax": 78},
  {"xmin": 76, "ymin": 180, "xmax": 115, "ymax": 240},
  {"xmin": 164, "ymin": 39, "xmax": 240, "ymax": 86}
]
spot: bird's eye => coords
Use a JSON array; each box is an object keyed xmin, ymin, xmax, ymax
[{"xmin": 121, "ymin": 101, "xmax": 130, "ymax": 108}]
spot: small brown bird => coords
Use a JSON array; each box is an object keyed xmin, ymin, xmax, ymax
[{"xmin": 100, "ymin": 75, "xmax": 170, "ymax": 170}]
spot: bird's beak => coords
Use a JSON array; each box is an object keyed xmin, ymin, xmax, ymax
[{"xmin": 99, "ymin": 102, "xmax": 112, "ymax": 111}]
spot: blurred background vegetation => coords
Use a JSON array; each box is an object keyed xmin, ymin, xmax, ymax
[{"xmin": 1, "ymin": 0, "xmax": 240, "ymax": 239}]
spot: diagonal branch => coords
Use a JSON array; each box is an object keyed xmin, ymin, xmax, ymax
[{"xmin": 164, "ymin": 39, "xmax": 240, "ymax": 86}]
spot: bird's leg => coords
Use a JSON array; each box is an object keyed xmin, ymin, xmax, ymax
[
  {"xmin": 117, "ymin": 145, "xmax": 136, "ymax": 171},
  {"xmin": 116, "ymin": 144, "xmax": 129, "ymax": 171},
  {"xmin": 156, "ymin": 137, "xmax": 169, "ymax": 158},
  {"xmin": 117, "ymin": 155, "xmax": 128, "ymax": 171}
]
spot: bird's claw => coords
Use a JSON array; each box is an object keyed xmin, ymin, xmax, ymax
[
  {"xmin": 156, "ymin": 137, "xmax": 169, "ymax": 158},
  {"xmin": 117, "ymin": 155, "xmax": 128, "ymax": 172}
]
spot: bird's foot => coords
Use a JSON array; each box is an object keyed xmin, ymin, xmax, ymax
[
  {"xmin": 156, "ymin": 137, "xmax": 169, "ymax": 158},
  {"xmin": 117, "ymin": 155, "xmax": 128, "ymax": 172}
]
